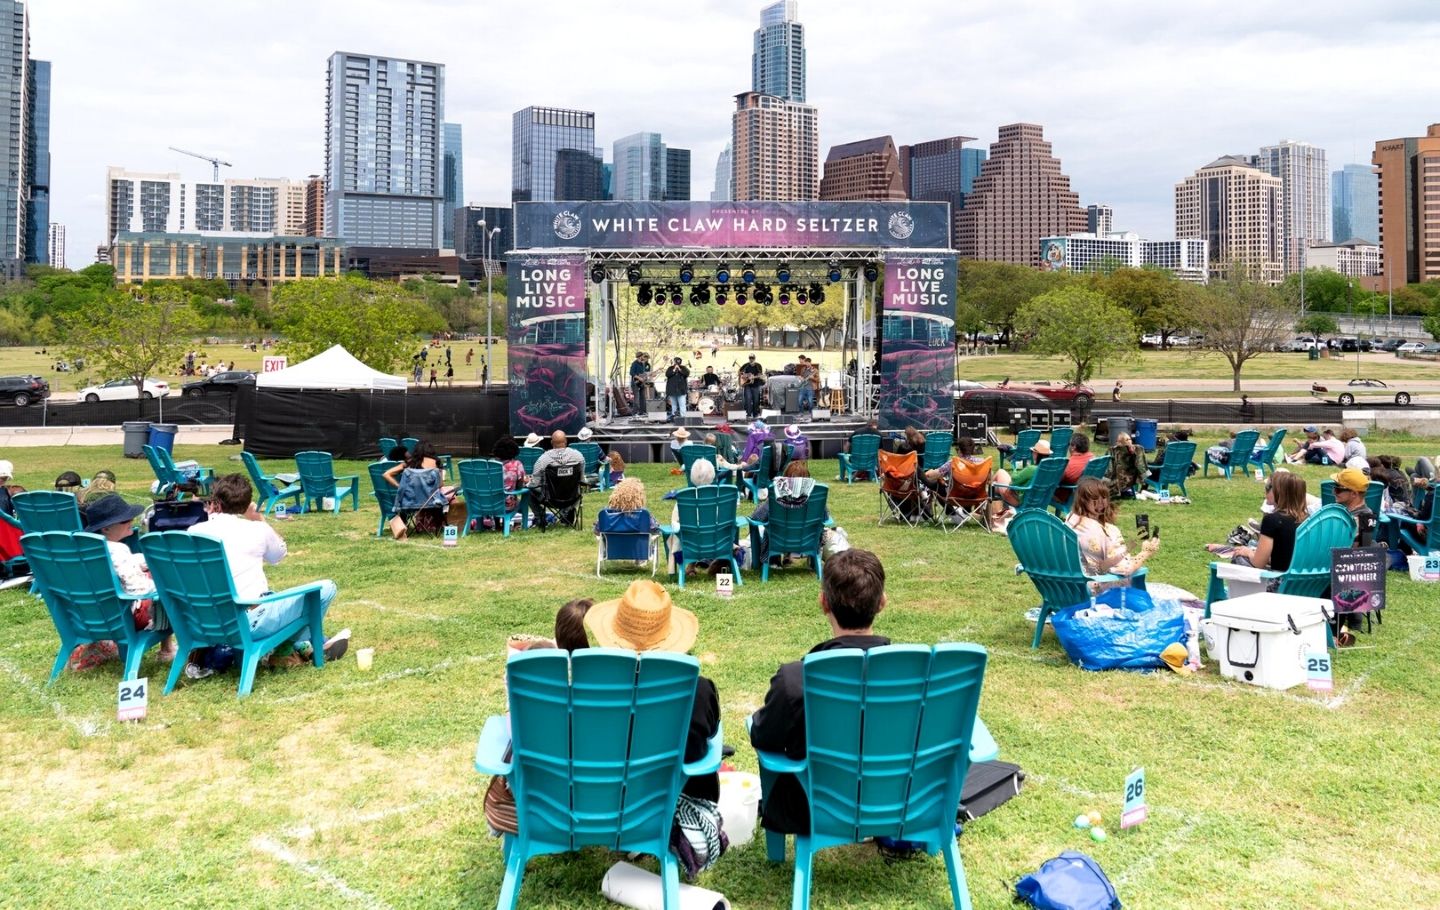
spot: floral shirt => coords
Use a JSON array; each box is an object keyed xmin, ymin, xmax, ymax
[
  {"xmin": 1064, "ymin": 514, "xmax": 1145, "ymax": 578},
  {"xmin": 502, "ymin": 458, "xmax": 525, "ymax": 510},
  {"xmin": 106, "ymin": 540, "xmax": 152, "ymax": 596}
]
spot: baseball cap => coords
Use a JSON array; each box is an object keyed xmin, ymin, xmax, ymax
[
  {"xmin": 1302, "ymin": 425, "xmax": 1318, "ymax": 434},
  {"xmin": 1330, "ymin": 467, "xmax": 1369, "ymax": 493}
]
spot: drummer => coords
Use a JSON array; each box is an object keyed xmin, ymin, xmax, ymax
[{"xmin": 701, "ymin": 364, "xmax": 721, "ymax": 390}]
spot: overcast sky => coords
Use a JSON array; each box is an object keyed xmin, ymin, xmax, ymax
[{"xmin": 35, "ymin": 0, "xmax": 1440, "ymax": 266}]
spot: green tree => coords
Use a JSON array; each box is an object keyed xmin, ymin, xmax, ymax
[
  {"xmin": 1090, "ymin": 267, "xmax": 1185, "ymax": 345},
  {"xmin": 957, "ymin": 260, "xmax": 1063, "ymax": 343},
  {"xmin": 60, "ymin": 285, "xmax": 203, "ymax": 399},
  {"xmin": 1192, "ymin": 272, "xmax": 1296, "ymax": 391},
  {"xmin": 1280, "ymin": 268, "xmax": 1358, "ymax": 313},
  {"xmin": 271, "ymin": 276, "xmax": 442, "ymax": 371},
  {"xmin": 1014, "ymin": 286, "xmax": 1138, "ymax": 385},
  {"xmin": 1295, "ymin": 313, "xmax": 1339, "ymax": 336},
  {"xmin": 1424, "ymin": 312, "xmax": 1440, "ymax": 342}
]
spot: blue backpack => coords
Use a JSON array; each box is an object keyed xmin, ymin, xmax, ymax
[{"xmin": 1016, "ymin": 851, "xmax": 1121, "ymax": 910}]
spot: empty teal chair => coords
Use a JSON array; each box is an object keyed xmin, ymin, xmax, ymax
[
  {"xmin": 753, "ymin": 644, "xmax": 988, "ymax": 910},
  {"xmin": 474, "ymin": 649, "xmax": 722, "ymax": 910},
  {"xmin": 294, "ymin": 451, "xmax": 359, "ymax": 514},
  {"xmin": 680, "ymin": 444, "xmax": 719, "ymax": 485},
  {"xmin": 838, "ymin": 433, "xmax": 880, "ymax": 483},
  {"xmin": 143, "ymin": 444, "xmax": 212, "ymax": 499},
  {"xmin": 518, "ymin": 446, "xmax": 543, "ymax": 475},
  {"xmin": 11, "ymin": 491, "xmax": 81, "ymax": 533},
  {"xmin": 1365, "ymin": 480, "xmax": 1384, "ymax": 515},
  {"xmin": 922, "ymin": 431, "xmax": 954, "ymax": 473},
  {"xmin": 458, "ymin": 459, "xmax": 529, "ymax": 537},
  {"xmin": 25, "ymin": 531, "xmax": 166, "ymax": 683},
  {"xmin": 1054, "ymin": 455, "xmax": 1111, "ymax": 518},
  {"xmin": 368, "ymin": 460, "xmax": 400, "ymax": 538},
  {"xmin": 1204, "ymin": 429, "xmax": 1260, "ymax": 479},
  {"xmin": 1145, "ymin": 441, "xmax": 1196, "ymax": 497},
  {"xmin": 1204, "ymin": 504, "xmax": 1356, "ymax": 610},
  {"xmin": 1248, "ymin": 428, "xmax": 1286, "ymax": 478},
  {"xmin": 241, "ymin": 451, "xmax": 302, "ymax": 517},
  {"xmin": 660, "ymin": 485, "xmax": 747, "ymax": 589},
  {"xmin": 1381, "ymin": 490, "xmax": 1438, "ymax": 556},
  {"xmin": 140, "ymin": 531, "xmax": 332, "ymax": 698},
  {"xmin": 155, "ymin": 445, "xmax": 214, "ymax": 495},
  {"xmin": 1049, "ymin": 426, "xmax": 1073, "ymax": 456},
  {"xmin": 1320, "ymin": 480, "xmax": 1336, "ymax": 506},
  {"xmin": 1008, "ymin": 509, "xmax": 1149, "ymax": 648},
  {"xmin": 378, "ymin": 436, "xmax": 399, "ymax": 457},
  {"xmin": 990, "ymin": 457, "xmax": 1066, "ymax": 515},
  {"xmin": 749, "ymin": 483, "xmax": 829, "ymax": 581},
  {"xmin": 1003, "ymin": 428, "xmax": 1043, "ymax": 470}
]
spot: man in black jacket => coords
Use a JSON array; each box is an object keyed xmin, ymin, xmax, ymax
[
  {"xmin": 665, "ymin": 357, "xmax": 690, "ymax": 421},
  {"xmin": 748, "ymin": 548, "xmax": 890, "ymax": 834}
]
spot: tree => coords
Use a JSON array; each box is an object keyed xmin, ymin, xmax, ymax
[
  {"xmin": 1279, "ymin": 268, "xmax": 1359, "ymax": 313},
  {"xmin": 1192, "ymin": 273, "xmax": 1296, "ymax": 391},
  {"xmin": 60, "ymin": 285, "xmax": 203, "ymax": 399},
  {"xmin": 1424, "ymin": 312, "xmax": 1440, "ymax": 342},
  {"xmin": 271, "ymin": 276, "xmax": 443, "ymax": 372},
  {"xmin": 1295, "ymin": 313, "xmax": 1339, "ymax": 336},
  {"xmin": 1014, "ymin": 286, "xmax": 1138, "ymax": 386},
  {"xmin": 957, "ymin": 260, "xmax": 1065, "ymax": 343},
  {"xmin": 1090, "ymin": 267, "xmax": 1185, "ymax": 345}
]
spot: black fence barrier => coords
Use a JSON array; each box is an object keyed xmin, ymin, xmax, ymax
[
  {"xmin": 0, "ymin": 395, "xmax": 239, "ymax": 427},
  {"xmin": 235, "ymin": 386, "xmax": 511, "ymax": 460},
  {"xmin": 959, "ymin": 396, "xmax": 1381, "ymax": 435}
]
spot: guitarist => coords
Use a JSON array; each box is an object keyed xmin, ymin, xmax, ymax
[
  {"xmin": 629, "ymin": 352, "xmax": 651, "ymax": 414},
  {"xmin": 739, "ymin": 353, "xmax": 765, "ymax": 418}
]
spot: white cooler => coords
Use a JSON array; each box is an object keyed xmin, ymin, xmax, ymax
[{"xmin": 1204, "ymin": 593, "xmax": 1330, "ymax": 690}]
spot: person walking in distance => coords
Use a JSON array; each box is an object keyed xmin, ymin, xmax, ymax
[
  {"xmin": 665, "ymin": 356, "xmax": 690, "ymax": 421},
  {"xmin": 739, "ymin": 353, "xmax": 764, "ymax": 419},
  {"xmin": 428, "ymin": 366, "xmax": 438, "ymax": 389},
  {"xmin": 1112, "ymin": 380, "xmax": 1123, "ymax": 402}
]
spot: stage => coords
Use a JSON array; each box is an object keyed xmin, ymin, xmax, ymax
[{"xmin": 589, "ymin": 410, "xmax": 870, "ymax": 463}]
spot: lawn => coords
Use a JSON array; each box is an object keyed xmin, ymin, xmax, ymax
[{"xmin": 2, "ymin": 438, "xmax": 1439, "ymax": 910}]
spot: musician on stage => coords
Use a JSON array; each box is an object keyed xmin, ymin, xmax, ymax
[
  {"xmin": 629, "ymin": 352, "xmax": 651, "ymax": 414},
  {"xmin": 739, "ymin": 353, "xmax": 764, "ymax": 419},
  {"xmin": 665, "ymin": 356, "xmax": 690, "ymax": 421},
  {"xmin": 701, "ymin": 365, "xmax": 721, "ymax": 389}
]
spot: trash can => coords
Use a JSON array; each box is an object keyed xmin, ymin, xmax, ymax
[
  {"xmin": 1135, "ymin": 418, "xmax": 1159, "ymax": 452},
  {"xmin": 147, "ymin": 423, "xmax": 178, "ymax": 454},
  {"xmin": 123, "ymin": 421, "xmax": 152, "ymax": 459},
  {"xmin": 1308, "ymin": 347, "xmax": 1319, "ymax": 361},
  {"xmin": 1106, "ymin": 416, "xmax": 1135, "ymax": 444}
]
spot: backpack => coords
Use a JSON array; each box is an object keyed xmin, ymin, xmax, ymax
[
  {"xmin": 1015, "ymin": 851, "xmax": 1121, "ymax": 910},
  {"xmin": 957, "ymin": 760, "xmax": 1024, "ymax": 822}
]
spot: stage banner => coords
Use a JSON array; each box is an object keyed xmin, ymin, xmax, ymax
[
  {"xmin": 506, "ymin": 253, "xmax": 588, "ymax": 438},
  {"xmin": 515, "ymin": 201, "xmax": 951, "ymax": 250},
  {"xmin": 878, "ymin": 253, "xmax": 957, "ymax": 431}
]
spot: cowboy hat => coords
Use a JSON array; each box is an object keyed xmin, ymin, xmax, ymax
[
  {"xmin": 784, "ymin": 423, "xmax": 803, "ymax": 439},
  {"xmin": 1032, "ymin": 439, "xmax": 1053, "ymax": 457},
  {"xmin": 585, "ymin": 580, "xmax": 698, "ymax": 653},
  {"xmin": 749, "ymin": 419, "xmax": 769, "ymax": 434},
  {"xmin": 672, "ymin": 427, "xmax": 691, "ymax": 440},
  {"xmin": 577, "ymin": 427, "xmax": 594, "ymax": 441},
  {"xmin": 522, "ymin": 432, "xmax": 543, "ymax": 447}
]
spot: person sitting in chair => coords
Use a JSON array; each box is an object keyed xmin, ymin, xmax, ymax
[
  {"xmin": 528, "ymin": 430, "xmax": 585, "ymax": 531},
  {"xmin": 1107, "ymin": 432, "xmax": 1147, "ymax": 499}
]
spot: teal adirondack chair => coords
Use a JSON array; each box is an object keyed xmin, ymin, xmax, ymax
[
  {"xmin": 990, "ymin": 457, "xmax": 1066, "ymax": 515},
  {"xmin": 659, "ymin": 485, "xmax": 747, "ymax": 589},
  {"xmin": 1248, "ymin": 428, "xmax": 1286, "ymax": 478},
  {"xmin": 570, "ymin": 441, "xmax": 607, "ymax": 491},
  {"xmin": 458, "ymin": 459, "xmax": 530, "ymax": 537},
  {"xmin": 838, "ymin": 433, "xmax": 880, "ymax": 483},
  {"xmin": 156, "ymin": 445, "xmax": 214, "ymax": 495},
  {"xmin": 1365, "ymin": 481, "xmax": 1384, "ymax": 515},
  {"xmin": 1203, "ymin": 504, "xmax": 1356, "ymax": 611},
  {"xmin": 241, "ymin": 451, "xmax": 302, "ymax": 516},
  {"xmin": 1053, "ymin": 455, "xmax": 1112, "ymax": 518},
  {"xmin": 1003, "ymin": 428, "xmax": 1043, "ymax": 470},
  {"xmin": 1049, "ymin": 426, "xmax": 1073, "ymax": 456},
  {"xmin": 517, "ymin": 446, "xmax": 543, "ymax": 475},
  {"xmin": 24, "ymin": 531, "xmax": 166, "ymax": 683},
  {"xmin": 368, "ymin": 460, "xmax": 401, "ymax": 538},
  {"xmin": 1381, "ymin": 490, "xmax": 1438, "ymax": 556},
  {"xmin": 1204, "ymin": 430, "xmax": 1260, "ymax": 479},
  {"xmin": 378, "ymin": 436, "xmax": 399, "ymax": 457},
  {"xmin": 748, "ymin": 483, "xmax": 829, "ymax": 581},
  {"xmin": 294, "ymin": 451, "xmax": 360, "ymax": 514},
  {"xmin": 1145, "ymin": 441, "xmax": 1196, "ymax": 497},
  {"xmin": 143, "ymin": 444, "xmax": 212, "ymax": 499},
  {"xmin": 680, "ymin": 444, "xmax": 719, "ymax": 485},
  {"xmin": 1008, "ymin": 509, "xmax": 1149, "ymax": 648},
  {"xmin": 11, "ymin": 491, "xmax": 81, "ymax": 533},
  {"xmin": 744, "ymin": 443, "xmax": 788, "ymax": 502},
  {"xmin": 922, "ymin": 431, "xmax": 954, "ymax": 473},
  {"xmin": 754, "ymin": 644, "xmax": 988, "ymax": 910},
  {"xmin": 1320, "ymin": 480, "xmax": 1336, "ymax": 506},
  {"xmin": 140, "ymin": 531, "xmax": 331, "ymax": 698},
  {"xmin": 475, "ymin": 649, "xmax": 722, "ymax": 910}
]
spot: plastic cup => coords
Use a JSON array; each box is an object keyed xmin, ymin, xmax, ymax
[{"xmin": 356, "ymin": 647, "xmax": 374, "ymax": 671}]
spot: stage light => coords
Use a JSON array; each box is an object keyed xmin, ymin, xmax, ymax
[
  {"xmin": 734, "ymin": 289, "xmax": 748, "ymax": 305},
  {"xmin": 715, "ymin": 289, "xmax": 728, "ymax": 305},
  {"xmin": 626, "ymin": 265, "xmax": 642, "ymax": 284},
  {"xmin": 778, "ymin": 286, "xmax": 791, "ymax": 305},
  {"xmin": 715, "ymin": 264, "xmax": 730, "ymax": 284},
  {"xmin": 669, "ymin": 285, "xmax": 684, "ymax": 306},
  {"xmin": 827, "ymin": 262, "xmax": 843, "ymax": 283},
  {"xmin": 741, "ymin": 263, "xmax": 756, "ymax": 283},
  {"xmin": 809, "ymin": 283, "xmax": 824, "ymax": 304},
  {"xmin": 697, "ymin": 283, "xmax": 711, "ymax": 304},
  {"xmin": 776, "ymin": 263, "xmax": 792, "ymax": 284},
  {"xmin": 689, "ymin": 284, "xmax": 711, "ymax": 305},
  {"xmin": 679, "ymin": 263, "xmax": 694, "ymax": 284},
  {"xmin": 637, "ymin": 283, "xmax": 653, "ymax": 306},
  {"xmin": 590, "ymin": 264, "xmax": 607, "ymax": 284},
  {"xmin": 863, "ymin": 262, "xmax": 879, "ymax": 283},
  {"xmin": 755, "ymin": 283, "xmax": 772, "ymax": 304},
  {"xmin": 796, "ymin": 289, "xmax": 807, "ymax": 305}
]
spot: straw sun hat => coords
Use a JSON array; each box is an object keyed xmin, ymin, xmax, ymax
[{"xmin": 584, "ymin": 580, "xmax": 698, "ymax": 653}]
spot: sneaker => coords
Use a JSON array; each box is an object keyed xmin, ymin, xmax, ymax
[
  {"xmin": 184, "ymin": 662, "xmax": 215, "ymax": 680},
  {"xmin": 323, "ymin": 628, "xmax": 352, "ymax": 662}
]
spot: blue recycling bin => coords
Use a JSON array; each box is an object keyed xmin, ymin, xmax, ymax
[
  {"xmin": 147, "ymin": 423, "xmax": 178, "ymax": 454},
  {"xmin": 1135, "ymin": 418, "xmax": 1158, "ymax": 452}
]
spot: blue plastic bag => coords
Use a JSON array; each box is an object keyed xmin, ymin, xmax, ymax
[
  {"xmin": 1049, "ymin": 586, "xmax": 1185, "ymax": 671},
  {"xmin": 1016, "ymin": 851, "xmax": 1121, "ymax": 910}
]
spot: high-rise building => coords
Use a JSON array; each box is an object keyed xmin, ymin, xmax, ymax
[
  {"xmin": 1038, "ymin": 232, "xmax": 1209, "ymax": 284},
  {"xmin": 1086, "ymin": 204, "xmax": 1113, "ymax": 235},
  {"xmin": 105, "ymin": 168, "xmax": 312, "ymax": 241},
  {"xmin": 1331, "ymin": 164, "xmax": 1379, "ymax": 243},
  {"xmin": 303, "ymin": 175, "xmax": 325, "ymax": 236},
  {"xmin": 454, "ymin": 204, "xmax": 513, "ymax": 264},
  {"xmin": 25, "ymin": 57, "xmax": 48, "ymax": 265},
  {"xmin": 46, "ymin": 222, "xmax": 62, "ymax": 269},
  {"xmin": 512, "ymin": 106, "xmax": 601, "ymax": 203},
  {"xmin": 442, "ymin": 122, "xmax": 463, "ymax": 249},
  {"xmin": 955, "ymin": 123, "xmax": 1087, "ymax": 266},
  {"xmin": 752, "ymin": 0, "xmax": 805, "ymax": 103},
  {"xmin": 325, "ymin": 52, "xmax": 445, "ymax": 249},
  {"xmin": 731, "ymin": 91, "xmax": 819, "ymax": 201},
  {"xmin": 612, "ymin": 132, "xmax": 664, "ymax": 201},
  {"xmin": 0, "ymin": 3, "xmax": 48, "ymax": 269},
  {"xmin": 1372, "ymin": 124, "xmax": 1440, "ymax": 287},
  {"xmin": 1257, "ymin": 140, "xmax": 1329, "ymax": 274},
  {"xmin": 1305, "ymin": 239, "xmax": 1381, "ymax": 278},
  {"xmin": 1174, "ymin": 155, "xmax": 1283, "ymax": 284},
  {"xmin": 279, "ymin": 179, "xmax": 306, "ymax": 235},
  {"xmin": 665, "ymin": 147, "xmax": 690, "ymax": 201},
  {"xmin": 711, "ymin": 143, "xmax": 732, "ymax": 202},
  {"xmin": 899, "ymin": 136, "xmax": 984, "ymax": 249},
  {"xmin": 818, "ymin": 136, "xmax": 905, "ymax": 201}
]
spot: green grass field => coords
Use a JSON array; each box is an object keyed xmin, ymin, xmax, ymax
[{"xmin": 2, "ymin": 438, "xmax": 1439, "ymax": 909}]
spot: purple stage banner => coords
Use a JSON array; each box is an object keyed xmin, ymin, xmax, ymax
[
  {"xmin": 514, "ymin": 201, "xmax": 951, "ymax": 251},
  {"xmin": 507, "ymin": 254, "xmax": 589, "ymax": 438},
  {"xmin": 878, "ymin": 253, "xmax": 957, "ymax": 431}
]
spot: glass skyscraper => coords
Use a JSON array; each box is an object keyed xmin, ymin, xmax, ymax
[
  {"xmin": 0, "ymin": 2, "xmax": 48, "ymax": 269},
  {"xmin": 901, "ymin": 137, "xmax": 985, "ymax": 249},
  {"xmin": 611, "ymin": 133, "xmax": 690, "ymax": 201},
  {"xmin": 752, "ymin": 0, "xmax": 805, "ymax": 102},
  {"xmin": 25, "ymin": 57, "xmax": 48, "ymax": 265},
  {"xmin": 512, "ymin": 106, "xmax": 601, "ymax": 203},
  {"xmin": 325, "ymin": 52, "xmax": 445, "ymax": 249},
  {"xmin": 1331, "ymin": 163, "xmax": 1379, "ymax": 244},
  {"xmin": 443, "ymin": 122, "xmax": 463, "ymax": 249}
]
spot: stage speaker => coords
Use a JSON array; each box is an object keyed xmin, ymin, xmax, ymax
[
  {"xmin": 760, "ymin": 409, "xmax": 782, "ymax": 420},
  {"xmin": 680, "ymin": 415, "xmax": 707, "ymax": 427},
  {"xmin": 811, "ymin": 408, "xmax": 832, "ymax": 421},
  {"xmin": 955, "ymin": 412, "xmax": 987, "ymax": 442},
  {"xmin": 784, "ymin": 387, "xmax": 801, "ymax": 412},
  {"xmin": 726, "ymin": 410, "xmax": 746, "ymax": 421}
]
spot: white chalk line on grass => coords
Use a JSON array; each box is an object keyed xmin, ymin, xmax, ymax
[
  {"xmin": 280, "ymin": 789, "xmax": 471, "ymax": 841},
  {"xmin": 252, "ymin": 835, "xmax": 395, "ymax": 910},
  {"xmin": 260, "ymin": 651, "xmax": 500, "ymax": 706},
  {"xmin": 0, "ymin": 656, "xmax": 107, "ymax": 737},
  {"xmin": 346, "ymin": 598, "xmax": 450, "ymax": 624}
]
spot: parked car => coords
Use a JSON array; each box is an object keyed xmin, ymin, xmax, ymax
[
  {"xmin": 1424, "ymin": 342, "xmax": 1440, "ymax": 354},
  {"xmin": 1140, "ymin": 333, "xmax": 1163, "ymax": 348},
  {"xmin": 1000, "ymin": 380, "xmax": 1097, "ymax": 409},
  {"xmin": 958, "ymin": 388, "xmax": 1057, "ymax": 425},
  {"xmin": 1310, "ymin": 378, "xmax": 1414, "ymax": 407},
  {"xmin": 0, "ymin": 374, "xmax": 51, "ymax": 407},
  {"xmin": 77, "ymin": 378, "xmax": 171, "ymax": 403},
  {"xmin": 1336, "ymin": 337, "xmax": 1375, "ymax": 353},
  {"xmin": 1397, "ymin": 341, "xmax": 1428, "ymax": 354},
  {"xmin": 182, "ymin": 370, "xmax": 256, "ymax": 398},
  {"xmin": 1373, "ymin": 338, "xmax": 1406, "ymax": 353},
  {"xmin": 1285, "ymin": 336, "xmax": 1321, "ymax": 352}
]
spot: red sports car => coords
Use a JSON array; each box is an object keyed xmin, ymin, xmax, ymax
[{"xmin": 998, "ymin": 380, "xmax": 1096, "ymax": 408}]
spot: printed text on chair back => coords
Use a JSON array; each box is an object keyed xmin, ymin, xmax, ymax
[{"xmin": 676, "ymin": 485, "xmax": 741, "ymax": 561}]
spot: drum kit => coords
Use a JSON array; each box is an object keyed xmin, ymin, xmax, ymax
[{"xmin": 628, "ymin": 354, "xmax": 845, "ymax": 416}]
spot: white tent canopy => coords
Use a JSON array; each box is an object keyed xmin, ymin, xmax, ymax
[{"xmin": 255, "ymin": 345, "xmax": 407, "ymax": 391}]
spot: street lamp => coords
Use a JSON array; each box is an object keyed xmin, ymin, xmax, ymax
[{"xmin": 478, "ymin": 219, "xmax": 501, "ymax": 389}]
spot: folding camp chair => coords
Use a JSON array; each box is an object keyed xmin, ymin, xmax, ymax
[
  {"xmin": 933, "ymin": 457, "xmax": 993, "ymax": 532},
  {"xmin": 838, "ymin": 433, "xmax": 880, "ymax": 483},
  {"xmin": 1002, "ymin": 428, "xmax": 1042, "ymax": 470},
  {"xmin": 922, "ymin": 431, "xmax": 954, "ymax": 473},
  {"xmin": 294, "ymin": 450, "xmax": 360, "ymax": 514},
  {"xmin": 241, "ymin": 451, "xmax": 302, "ymax": 517},
  {"xmin": 748, "ymin": 482, "xmax": 829, "ymax": 580},
  {"xmin": 594, "ymin": 508, "xmax": 660, "ymax": 577},
  {"xmin": 878, "ymin": 449, "xmax": 929, "ymax": 527},
  {"xmin": 1053, "ymin": 455, "xmax": 1111, "ymax": 518},
  {"xmin": 659, "ymin": 485, "xmax": 747, "ymax": 589},
  {"xmin": 1145, "ymin": 441, "xmax": 1196, "ymax": 497},
  {"xmin": 367, "ymin": 460, "xmax": 400, "ymax": 538},
  {"xmin": 10, "ymin": 491, "xmax": 81, "ymax": 533},
  {"xmin": 1204, "ymin": 429, "xmax": 1260, "ymax": 479},
  {"xmin": 458, "ymin": 459, "xmax": 530, "ymax": 537},
  {"xmin": 537, "ymin": 463, "xmax": 584, "ymax": 529}
]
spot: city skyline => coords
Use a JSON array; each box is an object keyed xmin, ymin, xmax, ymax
[{"xmin": 33, "ymin": 0, "xmax": 1437, "ymax": 265}]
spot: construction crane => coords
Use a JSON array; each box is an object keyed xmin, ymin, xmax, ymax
[{"xmin": 168, "ymin": 146, "xmax": 233, "ymax": 181}]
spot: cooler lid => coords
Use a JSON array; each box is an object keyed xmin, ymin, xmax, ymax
[{"xmin": 1209, "ymin": 592, "xmax": 1329, "ymax": 630}]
